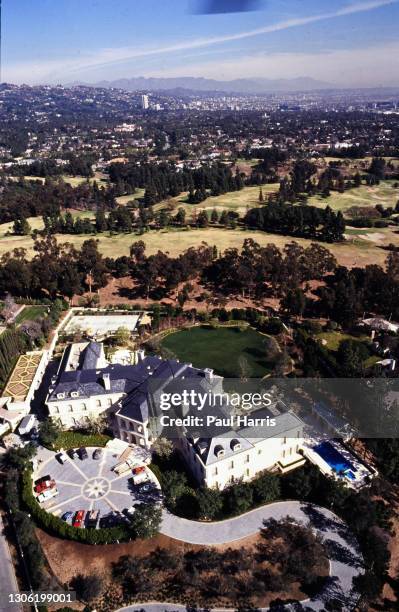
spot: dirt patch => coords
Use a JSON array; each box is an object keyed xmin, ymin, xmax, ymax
[
  {"xmin": 90, "ymin": 275, "xmax": 281, "ymax": 312},
  {"xmin": 38, "ymin": 528, "xmax": 198, "ymax": 584}
]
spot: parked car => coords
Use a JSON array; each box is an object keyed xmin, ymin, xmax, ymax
[
  {"xmin": 86, "ymin": 509, "xmax": 100, "ymax": 528},
  {"xmin": 73, "ymin": 510, "xmax": 85, "ymax": 528},
  {"xmin": 93, "ymin": 448, "xmax": 103, "ymax": 460},
  {"xmin": 37, "ymin": 488, "xmax": 59, "ymax": 503},
  {"xmin": 68, "ymin": 448, "xmax": 78, "ymax": 459},
  {"xmin": 61, "ymin": 511, "xmax": 74, "ymax": 525},
  {"xmin": 79, "ymin": 447, "xmax": 88, "ymax": 460},
  {"xmin": 34, "ymin": 478, "xmax": 56, "ymax": 494},
  {"xmin": 131, "ymin": 465, "xmax": 149, "ymax": 485},
  {"xmin": 136, "ymin": 482, "xmax": 153, "ymax": 494},
  {"xmin": 56, "ymin": 451, "xmax": 68, "ymax": 464},
  {"xmin": 34, "ymin": 475, "xmax": 51, "ymax": 486}
]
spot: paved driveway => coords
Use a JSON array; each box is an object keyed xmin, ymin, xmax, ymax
[
  {"xmin": 34, "ymin": 447, "xmax": 161, "ymax": 522},
  {"xmin": 157, "ymin": 501, "xmax": 363, "ymax": 611}
]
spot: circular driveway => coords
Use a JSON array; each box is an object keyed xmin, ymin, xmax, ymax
[
  {"xmin": 33, "ymin": 446, "xmax": 161, "ymax": 522},
  {"xmin": 159, "ymin": 501, "xmax": 363, "ymax": 611}
]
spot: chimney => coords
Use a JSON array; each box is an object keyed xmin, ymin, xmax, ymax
[
  {"xmin": 204, "ymin": 368, "xmax": 214, "ymax": 383},
  {"xmin": 102, "ymin": 373, "xmax": 111, "ymax": 391}
]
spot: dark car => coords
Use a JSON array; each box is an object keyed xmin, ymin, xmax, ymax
[
  {"xmin": 68, "ymin": 448, "xmax": 78, "ymax": 460},
  {"xmin": 93, "ymin": 448, "xmax": 103, "ymax": 460},
  {"xmin": 79, "ymin": 447, "xmax": 88, "ymax": 460},
  {"xmin": 34, "ymin": 474, "xmax": 51, "ymax": 486},
  {"xmin": 61, "ymin": 511, "xmax": 74, "ymax": 525}
]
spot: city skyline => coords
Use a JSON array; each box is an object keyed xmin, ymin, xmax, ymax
[{"xmin": 2, "ymin": 0, "xmax": 399, "ymax": 88}]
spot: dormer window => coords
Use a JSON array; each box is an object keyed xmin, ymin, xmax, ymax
[
  {"xmin": 231, "ymin": 439, "xmax": 241, "ymax": 452},
  {"xmin": 71, "ymin": 391, "xmax": 79, "ymax": 398},
  {"xmin": 57, "ymin": 393, "xmax": 65, "ymax": 399},
  {"xmin": 214, "ymin": 444, "xmax": 225, "ymax": 458}
]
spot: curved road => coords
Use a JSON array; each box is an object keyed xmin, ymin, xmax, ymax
[{"xmin": 117, "ymin": 501, "xmax": 363, "ymax": 612}]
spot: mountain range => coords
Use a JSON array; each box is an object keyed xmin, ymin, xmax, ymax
[{"xmin": 77, "ymin": 76, "xmax": 334, "ymax": 94}]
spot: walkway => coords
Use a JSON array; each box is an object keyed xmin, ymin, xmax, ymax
[{"xmin": 118, "ymin": 501, "xmax": 363, "ymax": 611}]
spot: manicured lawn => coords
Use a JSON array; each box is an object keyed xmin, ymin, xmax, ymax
[
  {"xmin": 316, "ymin": 331, "xmax": 369, "ymax": 351},
  {"xmin": 52, "ymin": 431, "xmax": 112, "ymax": 450},
  {"xmin": 161, "ymin": 325, "xmax": 276, "ymax": 377},
  {"xmin": 14, "ymin": 305, "xmax": 48, "ymax": 324}
]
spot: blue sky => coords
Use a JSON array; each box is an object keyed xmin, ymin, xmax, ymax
[{"xmin": 3, "ymin": 0, "xmax": 399, "ymax": 86}]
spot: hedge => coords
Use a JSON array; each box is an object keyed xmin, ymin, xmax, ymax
[{"xmin": 22, "ymin": 468, "xmax": 131, "ymax": 544}]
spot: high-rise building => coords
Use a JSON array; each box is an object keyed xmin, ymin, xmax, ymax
[{"xmin": 141, "ymin": 94, "xmax": 149, "ymax": 110}]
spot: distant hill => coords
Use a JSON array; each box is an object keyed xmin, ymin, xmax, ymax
[{"xmin": 79, "ymin": 76, "xmax": 334, "ymax": 94}]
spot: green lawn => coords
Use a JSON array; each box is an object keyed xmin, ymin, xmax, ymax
[
  {"xmin": 316, "ymin": 331, "xmax": 369, "ymax": 351},
  {"xmin": 14, "ymin": 305, "xmax": 48, "ymax": 325},
  {"xmin": 161, "ymin": 325, "xmax": 276, "ymax": 377},
  {"xmin": 52, "ymin": 431, "xmax": 112, "ymax": 450},
  {"xmin": 308, "ymin": 180, "xmax": 399, "ymax": 212}
]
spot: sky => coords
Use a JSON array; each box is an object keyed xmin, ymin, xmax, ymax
[{"xmin": 2, "ymin": 0, "xmax": 399, "ymax": 87}]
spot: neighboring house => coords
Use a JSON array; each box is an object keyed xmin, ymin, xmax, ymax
[{"xmin": 46, "ymin": 341, "xmax": 306, "ymax": 488}]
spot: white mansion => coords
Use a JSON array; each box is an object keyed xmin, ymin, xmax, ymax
[{"xmin": 46, "ymin": 341, "xmax": 305, "ymax": 489}]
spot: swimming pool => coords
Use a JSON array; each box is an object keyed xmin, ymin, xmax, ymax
[{"xmin": 313, "ymin": 441, "xmax": 355, "ymax": 475}]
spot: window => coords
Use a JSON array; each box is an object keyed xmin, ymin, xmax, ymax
[
  {"xmin": 246, "ymin": 468, "xmax": 250, "ymax": 477},
  {"xmin": 258, "ymin": 449, "xmax": 262, "ymax": 454},
  {"xmin": 283, "ymin": 450, "xmax": 286, "ymax": 458},
  {"xmin": 53, "ymin": 406, "xmax": 59, "ymax": 414},
  {"xmin": 68, "ymin": 405, "xmax": 73, "ymax": 412},
  {"xmin": 107, "ymin": 398, "xmax": 112, "ymax": 407},
  {"xmin": 245, "ymin": 454, "xmax": 250, "ymax": 463},
  {"xmin": 213, "ymin": 467, "xmax": 218, "ymax": 476},
  {"xmin": 229, "ymin": 460, "xmax": 234, "ymax": 469},
  {"xmin": 96, "ymin": 399, "xmax": 101, "ymax": 407},
  {"xmin": 81, "ymin": 403, "xmax": 87, "ymax": 411}
]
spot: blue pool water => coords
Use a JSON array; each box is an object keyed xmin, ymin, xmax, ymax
[{"xmin": 313, "ymin": 441, "xmax": 355, "ymax": 475}]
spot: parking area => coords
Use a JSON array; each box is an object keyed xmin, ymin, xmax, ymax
[{"xmin": 32, "ymin": 446, "xmax": 161, "ymax": 528}]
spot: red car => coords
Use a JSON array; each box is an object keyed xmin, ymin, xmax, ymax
[
  {"xmin": 73, "ymin": 510, "xmax": 85, "ymax": 528},
  {"xmin": 34, "ymin": 479, "xmax": 56, "ymax": 494}
]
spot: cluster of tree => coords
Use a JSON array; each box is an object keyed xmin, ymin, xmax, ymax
[
  {"xmin": 0, "ymin": 329, "xmax": 30, "ymax": 388},
  {"xmin": 109, "ymin": 160, "xmax": 245, "ymax": 207},
  {"xmin": 281, "ymin": 465, "xmax": 392, "ymax": 605},
  {"xmin": 0, "ymin": 237, "xmax": 109, "ymax": 299},
  {"xmin": 111, "ymin": 519, "xmax": 325, "ymax": 607},
  {"xmin": 7, "ymin": 155, "xmax": 95, "ymax": 178},
  {"xmin": 153, "ymin": 449, "xmax": 281, "ymax": 520},
  {"xmin": 42, "ymin": 207, "xmax": 135, "ymax": 235},
  {"xmin": 3, "ymin": 445, "xmax": 50, "ymax": 589},
  {"xmin": 0, "ymin": 177, "xmax": 116, "ymax": 223},
  {"xmin": 244, "ymin": 201, "xmax": 345, "ymax": 242}
]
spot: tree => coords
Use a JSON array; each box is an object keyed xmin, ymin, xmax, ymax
[
  {"xmin": 71, "ymin": 574, "xmax": 103, "ymax": 602},
  {"xmin": 152, "ymin": 437, "xmax": 174, "ymax": 459},
  {"xmin": 253, "ymin": 472, "xmax": 281, "ymax": 504},
  {"xmin": 281, "ymin": 288, "xmax": 306, "ymax": 318},
  {"xmin": 196, "ymin": 487, "xmax": 223, "ymax": 519},
  {"xmin": 129, "ymin": 503, "xmax": 162, "ymax": 539},
  {"xmin": 13, "ymin": 217, "xmax": 31, "ymax": 236},
  {"xmin": 1, "ymin": 294, "xmax": 18, "ymax": 323},
  {"xmin": 38, "ymin": 418, "xmax": 59, "ymax": 448},
  {"xmin": 211, "ymin": 208, "xmax": 219, "ymax": 223},
  {"xmin": 161, "ymin": 470, "xmax": 187, "ymax": 508},
  {"xmin": 114, "ymin": 326, "xmax": 131, "ymax": 346}
]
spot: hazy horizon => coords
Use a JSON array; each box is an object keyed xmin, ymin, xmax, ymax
[{"xmin": 3, "ymin": 0, "xmax": 399, "ymax": 88}]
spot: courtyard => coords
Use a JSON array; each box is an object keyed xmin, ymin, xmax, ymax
[{"xmin": 32, "ymin": 446, "xmax": 161, "ymax": 526}]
